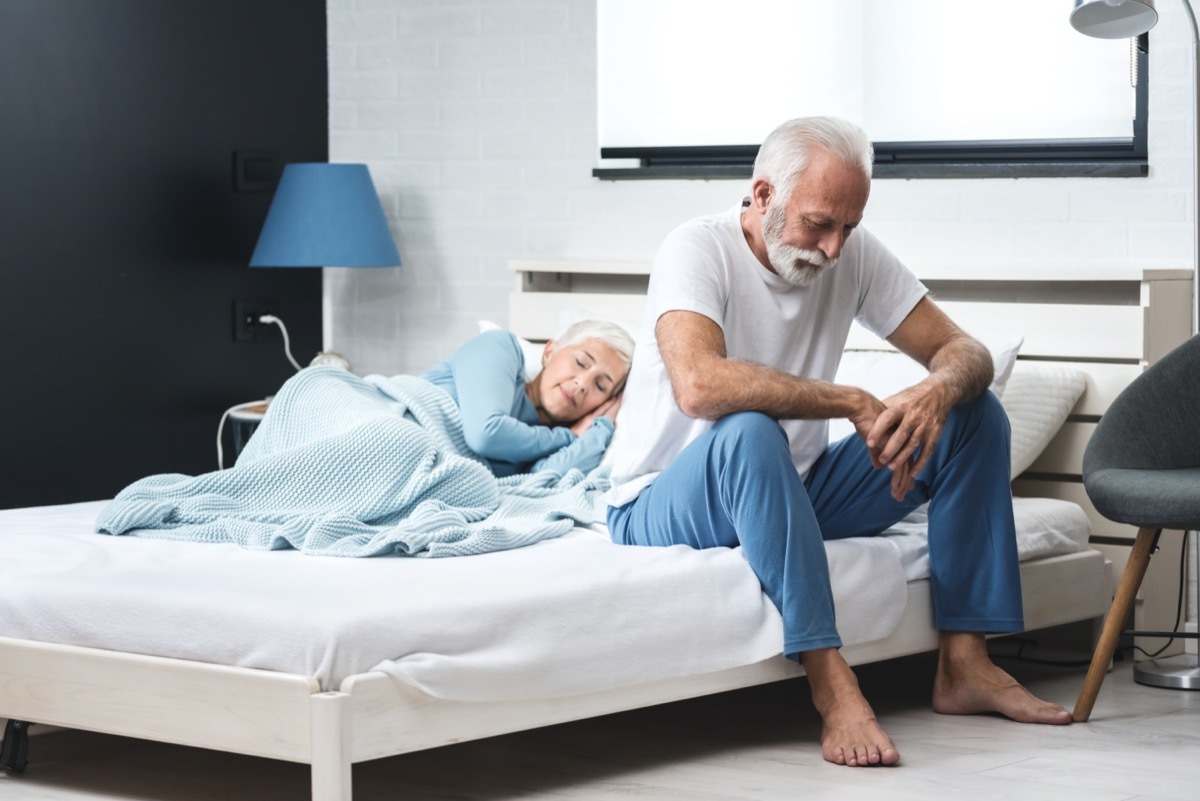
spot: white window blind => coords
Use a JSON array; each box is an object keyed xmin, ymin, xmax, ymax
[{"xmin": 598, "ymin": 0, "xmax": 1137, "ymax": 153}]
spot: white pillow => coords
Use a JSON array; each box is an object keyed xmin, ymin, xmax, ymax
[
  {"xmin": 987, "ymin": 335, "xmax": 1024, "ymax": 399},
  {"xmin": 478, "ymin": 320, "xmax": 543, "ymax": 379},
  {"xmin": 1000, "ymin": 363, "xmax": 1086, "ymax": 479},
  {"xmin": 827, "ymin": 335, "xmax": 1024, "ymax": 443}
]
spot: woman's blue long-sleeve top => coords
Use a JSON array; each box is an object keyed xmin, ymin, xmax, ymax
[{"xmin": 421, "ymin": 329, "xmax": 614, "ymax": 478}]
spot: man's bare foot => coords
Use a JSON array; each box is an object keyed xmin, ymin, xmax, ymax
[
  {"xmin": 934, "ymin": 632, "xmax": 1072, "ymax": 725},
  {"xmin": 819, "ymin": 695, "xmax": 901, "ymax": 766},
  {"xmin": 803, "ymin": 648, "xmax": 901, "ymax": 767}
]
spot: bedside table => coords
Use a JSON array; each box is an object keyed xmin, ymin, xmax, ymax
[{"xmin": 229, "ymin": 401, "xmax": 269, "ymax": 458}]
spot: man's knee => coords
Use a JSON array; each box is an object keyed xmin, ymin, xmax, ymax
[
  {"xmin": 709, "ymin": 411, "xmax": 792, "ymax": 468},
  {"xmin": 955, "ymin": 389, "xmax": 1007, "ymax": 424},
  {"xmin": 712, "ymin": 411, "xmax": 787, "ymax": 445},
  {"xmin": 945, "ymin": 390, "xmax": 1011, "ymax": 444}
]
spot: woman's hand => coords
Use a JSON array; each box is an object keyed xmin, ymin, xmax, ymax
[{"xmin": 570, "ymin": 392, "xmax": 622, "ymax": 437}]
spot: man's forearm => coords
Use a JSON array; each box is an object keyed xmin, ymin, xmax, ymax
[
  {"xmin": 670, "ymin": 355, "xmax": 871, "ymax": 422},
  {"xmin": 657, "ymin": 309, "xmax": 875, "ymax": 425},
  {"xmin": 924, "ymin": 334, "xmax": 993, "ymax": 406}
]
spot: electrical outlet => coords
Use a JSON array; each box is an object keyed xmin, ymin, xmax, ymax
[{"xmin": 232, "ymin": 298, "xmax": 277, "ymax": 342}]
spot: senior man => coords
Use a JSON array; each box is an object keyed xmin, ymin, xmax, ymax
[{"xmin": 603, "ymin": 116, "xmax": 1071, "ymax": 768}]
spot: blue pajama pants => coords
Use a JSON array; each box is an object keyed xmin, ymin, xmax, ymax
[{"xmin": 607, "ymin": 392, "xmax": 1023, "ymax": 661}]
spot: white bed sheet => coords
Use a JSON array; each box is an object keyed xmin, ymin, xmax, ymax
[
  {"xmin": 0, "ymin": 497, "xmax": 1088, "ymax": 702},
  {"xmin": 884, "ymin": 496, "xmax": 1092, "ymax": 581}
]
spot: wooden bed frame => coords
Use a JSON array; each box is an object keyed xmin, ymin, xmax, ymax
[{"xmin": 0, "ymin": 264, "xmax": 1192, "ymax": 801}]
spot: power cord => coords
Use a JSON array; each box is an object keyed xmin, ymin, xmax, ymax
[
  {"xmin": 217, "ymin": 315, "xmax": 353, "ymax": 470},
  {"xmin": 1127, "ymin": 529, "xmax": 1191, "ymax": 659},
  {"xmin": 257, "ymin": 314, "xmax": 303, "ymax": 372},
  {"xmin": 991, "ymin": 536, "xmax": 1191, "ymax": 668}
]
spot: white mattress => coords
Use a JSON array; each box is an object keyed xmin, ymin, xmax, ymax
[
  {"xmin": 885, "ymin": 496, "xmax": 1093, "ymax": 581},
  {"xmin": 0, "ymin": 497, "xmax": 1089, "ymax": 701}
]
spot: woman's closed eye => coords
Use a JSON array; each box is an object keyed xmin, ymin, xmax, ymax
[{"xmin": 576, "ymin": 357, "xmax": 610, "ymax": 391}]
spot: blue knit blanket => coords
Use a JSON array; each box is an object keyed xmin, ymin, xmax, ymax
[{"xmin": 95, "ymin": 367, "xmax": 610, "ymax": 557}]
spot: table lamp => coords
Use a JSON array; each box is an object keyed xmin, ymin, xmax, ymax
[{"xmin": 247, "ymin": 161, "xmax": 400, "ymax": 369}]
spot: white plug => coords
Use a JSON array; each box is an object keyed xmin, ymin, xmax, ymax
[{"xmin": 255, "ymin": 314, "xmax": 302, "ymax": 372}]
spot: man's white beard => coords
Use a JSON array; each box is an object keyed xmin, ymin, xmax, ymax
[{"xmin": 761, "ymin": 203, "xmax": 836, "ymax": 288}]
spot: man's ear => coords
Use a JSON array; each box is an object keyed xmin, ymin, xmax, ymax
[
  {"xmin": 750, "ymin": 178, "xmax": 774, "ymax": 213},
  {"xmin": 541, "ymin": 340, "xmax": 556, "ymax": 367}
]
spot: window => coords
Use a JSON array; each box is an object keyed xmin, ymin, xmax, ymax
[{"xmin": 596, "ymin": 0, "xmax": 1147, "ymax": 178}]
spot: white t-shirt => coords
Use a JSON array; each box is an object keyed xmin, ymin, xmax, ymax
[{"xmin": 604, "ymin": 202, "xmax": 928, "ymax": 508}]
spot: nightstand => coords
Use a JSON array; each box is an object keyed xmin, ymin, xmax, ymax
[{"xmin": 229, "ymin": 401, "xmax": 269, "ymax": 459}]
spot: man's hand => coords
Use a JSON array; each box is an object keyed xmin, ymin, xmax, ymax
[
  {"xmin": 847, "ymin": 391, "xmax": 914, "ymax": 501},
  {"xmin": 856, "ymin": 380, "xmax": 953, "ymax": 501},
  {"xmin": 866, "ymin": 295, "xmax": 994, "ymax": 500}
]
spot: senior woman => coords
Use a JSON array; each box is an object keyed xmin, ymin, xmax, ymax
[{"xmin": 422, "ymin": 319, "xmax": 635, "ymax": 477}]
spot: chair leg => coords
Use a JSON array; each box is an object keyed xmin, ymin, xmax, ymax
[{"xmin": 1073, "ymin": 526, "xmax": 1158, "ymax": 722}]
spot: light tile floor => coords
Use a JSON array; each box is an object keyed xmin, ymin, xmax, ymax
[{"xmin": 2, "ymin": 652, "xmax": 1196, "ymax": 800}]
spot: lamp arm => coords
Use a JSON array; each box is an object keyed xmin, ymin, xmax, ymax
[
  {"xmin": 1183, "ymin": 0, "xmax": 1200, "ymax": 334},
  {"xmin": 1182, "ymin": 0, "xmax": 1200, "ymax": 672},
  {"xmin": 1172, "ymin": 3, "xmax": 1200, "ymax": 666}
]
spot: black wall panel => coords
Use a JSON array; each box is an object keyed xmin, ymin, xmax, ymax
[{"xmin": 0, "ymin": 1, "xmax": 328, "ymax": 507}]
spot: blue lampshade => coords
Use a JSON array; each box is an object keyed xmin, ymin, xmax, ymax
[{"xmin": 250, "ymin": 163, "xmax": 401, "ymax": 267}]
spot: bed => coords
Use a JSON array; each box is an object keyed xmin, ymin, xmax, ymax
[{"xmin": 0, "ymin": 263, "xmax": 1192, "ymax": 801}]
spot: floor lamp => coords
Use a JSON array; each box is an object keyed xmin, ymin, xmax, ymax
[{"xmin": 1070, "ymin": 0, "xmax": 1200, "ymax": 691}]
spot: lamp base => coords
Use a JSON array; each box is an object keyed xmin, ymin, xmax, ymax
[{"xmin": 1133, "ymin": 655, "xmax": 1200, "ymax": 690}]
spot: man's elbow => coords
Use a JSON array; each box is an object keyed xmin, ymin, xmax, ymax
[{"xmin": 672, "ymin": 372, "xmax": 722, "ymax": 420}]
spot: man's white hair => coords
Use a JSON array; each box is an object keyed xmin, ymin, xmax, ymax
[{"xmin": 752, "ymin": 117, "xmax": 874, "ymax": 203}]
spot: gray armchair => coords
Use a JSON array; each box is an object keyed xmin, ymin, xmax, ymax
[{"xmin": 1073, "ymin": 334, "xmax": 1200, "ymax": 722}]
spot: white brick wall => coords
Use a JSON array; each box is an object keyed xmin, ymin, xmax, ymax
[{"xmin": 328, "ymin": 0, "xmax": 1195, "ymax": 376}]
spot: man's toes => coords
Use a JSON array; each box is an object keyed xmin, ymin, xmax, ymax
[{"xmin": 1040, "ymin": 705, "xmax": 1072, "ymax": 725}]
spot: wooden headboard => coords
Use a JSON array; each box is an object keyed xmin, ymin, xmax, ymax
[{"xmin": 509, "ymin": 260, "xmax": 1194, "ymax": 642}]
